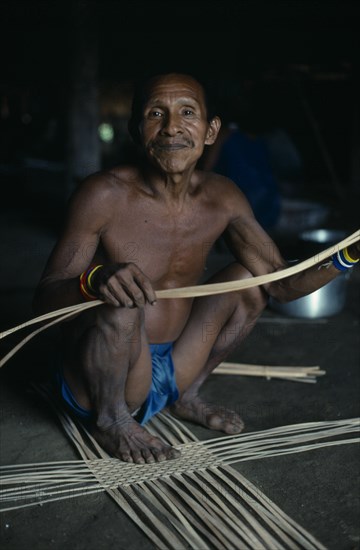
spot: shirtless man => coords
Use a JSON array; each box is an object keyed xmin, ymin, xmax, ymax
[{"xmin": 33, "ymin": 72, "xmax": 360, "ymax": 464}]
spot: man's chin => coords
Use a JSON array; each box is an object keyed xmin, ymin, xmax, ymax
[{"xmin": 149, "ymin": 154, "xmax": 196, "ymax": 175}]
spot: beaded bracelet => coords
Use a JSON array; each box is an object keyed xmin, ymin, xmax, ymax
[
  {"xmin": 79, "ymin": 264, "xmax": 103, "ymax": 301},
  {"xmin": 331, "ymin": 247, "xmax": 359, "ymax": 272},
  {"xmin": 87, "ymin": 264, "xmax": 103, "ymax": 292}
]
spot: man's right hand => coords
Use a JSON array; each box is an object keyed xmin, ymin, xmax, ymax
[{"xmin": 92, "ymin": 263, "xmax": 157, "ymax": 308}]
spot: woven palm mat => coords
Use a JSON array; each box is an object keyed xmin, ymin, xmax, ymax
[{"xmin": 1, "ymin": 384, "xmax": 359, "ymax": 549}]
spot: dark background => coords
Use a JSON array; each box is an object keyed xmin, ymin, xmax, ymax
[
  {"xmin": 1, "ymin": 0, "xmax": 359, "ymax": 219},
  {"xmin": 0, "ymin": 4, "xmax": 359, "ymax": 549}
]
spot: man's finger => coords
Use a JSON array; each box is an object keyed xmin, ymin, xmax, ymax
[
  {"xmin": 100, "ymin": 282, "xmax": 133, "ymax": 308},
  {"xmin": 117, "ymin": 264, "xmax": 156, "ymax": 306},
  {"xmin": 136, "ymin": 276, "xmax": 157, "ymax": 305},
  {"xmin": 111, "ymin": 274, "xmax": 146, "ymax": 307},
  {"xmin": 129, "ymin": 268, "xmax": 157, "ymax": 304}
]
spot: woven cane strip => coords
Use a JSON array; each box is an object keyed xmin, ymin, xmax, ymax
[
  {"xmin": 193, "ymin": 469, "xmax": 296, "ymax": 549},
  {"xmin": 217, "ymin": 466, "xmax": 326, "ymax": 550},
  {"xmin": 173, "ymin": 469, "xmax": 269, "ymax": 549},
  {"xmin": 3, "ymin": 386, "xmax": 357, "ymax": 549},
  {"xmin": 31, "ymin": 384, "xmax": 213, "ymax": 549},
  {"xmin": 1, "ymin": 456, "xmax": 105, "ymax": 513},
  {"xmin": 160, "ymin": 474, "xmax": 236, "ymax": 548},
  {"xmin": 117, "ymin": 483, "xmax": 186, "ymax": 550},
  {"xmin": 203, "ymin": 467, "xmax": 305, "ymax": 549},
  {"xmin": 132, "ymin": 481, "xmax": 215, "ymax": 549},
  {"xmin": 86, "ymin": 445, "xmax": 223, "ymax": 488},
  {"xmin": 34, "ymin": 384, "xmax": 195, "ymax": 459},
  {"xmin": 145, "ymin": 414, "xmax": 181, "ymax": 444},
  {"xmin": 151, "ymin": 477, "xmax": 231, "ymax": 549},
  {"xmin": 202, "ymin": 418, "xmax": 360, "ymax": 463},
  {"xmin": 0, "ymin": 486, "xmax": 106, "ymax": 513},
  {"xmin": 0, "ymin": 484, "xmax": 105, "ymax": 512},
  {"xmin": 140, "ymin": 480, "xmax": 212, "ymax": 549},
  {"xmin": 149, "ymin": 410, "xmax": 199, "ymax": 443},
  {"xmin": 33, "ymin": 383, "xmax": 100, "ymax": 461},
  {"xmin": 187, "ymin": 469, "xmax": 282, "ymax": 549},
  {"xmin": 2, "ymin": 418, "xmax": 358, "ymax": 514},
  {"xmin": 198, "ymin": 468, "xmax": 296, "ymax": 549},
  {"xmin": 1, "ymin": 229, "xmax": 359, "ymax": 370},
  {"xmin": 30, "ymin": 387, "xmax": 181, "ymax": 548},
  {"xmin": 101, "ymin": 484, "xmax": 170, "ymax": 550}
]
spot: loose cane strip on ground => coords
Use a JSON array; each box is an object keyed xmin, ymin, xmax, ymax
[
  {"xmin": 1, "ymin": 230, "xmax": 360, "ymax": 548},
  {"xmin": 1, "ymin": 382, "xmax": 359, "ymax": 549}
]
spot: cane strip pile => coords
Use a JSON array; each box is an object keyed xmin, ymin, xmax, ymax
[{"xmin": 1, "ymin": 383, "xmax": 359, "ymax": 549}]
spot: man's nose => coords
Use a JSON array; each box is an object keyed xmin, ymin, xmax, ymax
[{"xmin": 160, "ymin": 113, "xmax": 183, "ymax": 135}]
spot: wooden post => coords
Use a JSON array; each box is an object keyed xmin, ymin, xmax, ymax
[{"xmin": 66, "ymin": 0, "xmax": 100, "ymax": 198}]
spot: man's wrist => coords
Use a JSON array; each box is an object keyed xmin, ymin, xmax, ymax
[
  {"xmin": 87, "ymin": 264, "xmax": 104, "ymax": 293},
  {"xmin": 331, "ymin": 247, "xmax": 359, "ymax": 272},
  {"xmin": 346, "ymin": 244, "xmax": 360, "ymax": 262},
  {"xmin": 79, "ymin": 264, "xmax": 103, "ymax": 301}
]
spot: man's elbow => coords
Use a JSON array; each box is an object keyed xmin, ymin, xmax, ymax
[{"xmin": 267, "ymin": 281, "xmax": 302, "ymax": 304}]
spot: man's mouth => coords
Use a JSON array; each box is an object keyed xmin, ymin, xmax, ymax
[{"xmin": 151, "ymin": 140, "xmax": 192, "ymax": 151}]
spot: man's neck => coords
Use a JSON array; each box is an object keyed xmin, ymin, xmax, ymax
[{"xmin": 144, "ymin": 166, "xmax": 199, "ymax": 204}]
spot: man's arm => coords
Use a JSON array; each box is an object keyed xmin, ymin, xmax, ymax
[
  {"xmin": 224, "ymin": 189, "xmax": 359, "ymax": 303},
  {"xmin": 33, "ymin": 175, "xmax": 156, "ymax": 314},
  {"xmin": 33, "ymin": 175, "xmax": 110, "ymax": 314}
]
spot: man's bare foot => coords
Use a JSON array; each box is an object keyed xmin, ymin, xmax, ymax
[
  {"xmin": 92, "ymin": 414, "xmax": 181, "ymax": 464},
  {"xmin": 170, "ymin": 396, "xmax": 245, "ymax": 434}
]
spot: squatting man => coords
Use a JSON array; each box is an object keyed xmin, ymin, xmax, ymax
[{"xmin": 33, "ymin": 73, "xmax": 360, "ymax": 464}]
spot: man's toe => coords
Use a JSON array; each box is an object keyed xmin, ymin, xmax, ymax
[
  {"xmin": 142, "ymin": 449, "xmax": 156, "ymax": 464},
  {"xmin": 132, "ymin": 450, "xmax": 145, "ymax": 464},
  {"xmin": 225, "ymin": 415, "xmax": 245, "ymax": 433},
  {"xmin": 207, "ymin": 413, "xmax": 224, "ymax": 431},
  {"xmin": 120, "ymin": 450, "xmax": 134, "ymax": 463},
  {"xmin": 169, "ymin": 447, "xmax": 181, "ymax": 459}
]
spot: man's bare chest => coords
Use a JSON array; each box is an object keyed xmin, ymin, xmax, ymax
[{"xmin": 101, "ymin": 199, "xmax": 229, "ymax": 283}]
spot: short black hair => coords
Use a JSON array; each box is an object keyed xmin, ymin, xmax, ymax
[{"xmin": 128, "ymin": 71, "xmax": 217, "ymax": 145}]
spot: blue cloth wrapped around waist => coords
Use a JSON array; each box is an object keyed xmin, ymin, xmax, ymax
[{"xmin": 55, "ymin": 342, "xmax": 179, "ymax": 426}]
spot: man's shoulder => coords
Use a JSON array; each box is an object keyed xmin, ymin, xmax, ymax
[
  {"xmin": 78, "ymin": 165, "xmax": 140, "ymax": 199},
  {"xmin": 198, "ymin": 170, "xmax": 253, "ymax": 223},
  {"xmin": 199, "ymin": 170, "xmax": 247, "ymax": 199}
]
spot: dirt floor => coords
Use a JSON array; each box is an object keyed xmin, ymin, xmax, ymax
[{"xmin": 0, "ymin": 199, "xmax": 359, "ymax": 550}]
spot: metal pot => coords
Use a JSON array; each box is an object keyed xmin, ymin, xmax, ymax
[{"xmin": 268, "ymin": 229, "xmax": 349, "ymax": 318}]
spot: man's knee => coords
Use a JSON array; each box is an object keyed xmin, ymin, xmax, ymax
[
  {"xmin": 224, "ymin": 262, "xmax": 268, "ymax": 316},
  {"xmin": 95, "ymin": 305, "xmax": 144, "ymax": 345},
  {"xmin": 241, "ymin": 280, "xmax": 267, "ymax": 318}
]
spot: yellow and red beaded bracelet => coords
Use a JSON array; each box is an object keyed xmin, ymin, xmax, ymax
[{"xmin": 79, "ymin": 264, "xmax": 103, "ymax": 301}]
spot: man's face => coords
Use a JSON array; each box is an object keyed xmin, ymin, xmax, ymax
[{"xmin": 138, "ymin": 74, "xmax": 220, "ymax": 175}]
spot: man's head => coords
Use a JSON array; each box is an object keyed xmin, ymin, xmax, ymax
[
  {"xmin": 128, "ymin": 72, "xmax": 221, "ymax": 174},
  {"xmin": 128, "ymin": 72, "xmax": 218, "ymax": 143}
]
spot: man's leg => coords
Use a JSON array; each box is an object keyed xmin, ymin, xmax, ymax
[
  {"xmin": 171, "ymin": 263, "xmax": 267, "ymax": 433},
  {"xmin": 61, "ymin": 304, "xmax": 180, "ymax": 463}
]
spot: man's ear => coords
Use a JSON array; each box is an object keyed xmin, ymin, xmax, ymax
[{"xmin": 205, "ymin": 116, "xmax": 221, "ymax": 145}]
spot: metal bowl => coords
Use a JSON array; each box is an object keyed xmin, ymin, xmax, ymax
[{"xmin": 268, "ymin": 228, "xmax": 349, "ymax": 318}]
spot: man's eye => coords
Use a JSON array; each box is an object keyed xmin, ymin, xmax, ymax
[
  {"xmin": 183, "ymin": 109, "xmax": 194, "ymax": 116},
  {"xmin": 149, "ymin": 111, "xmax": 163, "ymax": 118}
]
